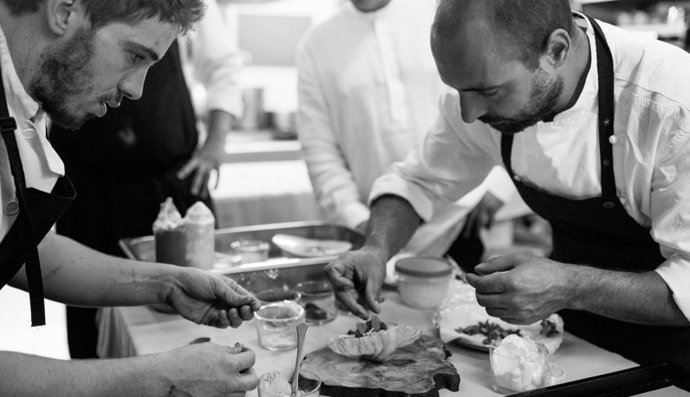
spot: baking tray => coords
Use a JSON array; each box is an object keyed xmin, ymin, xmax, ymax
[{"xmin": 118, "ymin": 220, "xmax": 364, "ymax": 275}]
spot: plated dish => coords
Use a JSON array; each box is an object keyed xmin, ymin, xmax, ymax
[{"xmin": 435, "ymin": 298, "xmax": 564, "ymax": 354}]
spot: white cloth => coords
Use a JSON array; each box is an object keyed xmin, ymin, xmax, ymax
[
  {"xmin": 371, "ymin": 15, "xmax": 690, "ymax": 320},
  {"xmin": 296, "ymin": 0, "xmax": 518, "ymax": 255},
  {"xmin": 0, "ymin": 24, "xmax": 63, "ymax": 241},
  {"xmin": 178, "ymin": 0, "xmax": 243, "ymax": 119}
]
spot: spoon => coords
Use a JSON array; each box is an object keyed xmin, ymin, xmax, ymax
[{"xmin": 291, "ymin": 322, "xmax": 310, "ymax": 397}]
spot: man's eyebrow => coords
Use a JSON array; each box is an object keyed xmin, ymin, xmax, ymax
[{"xmin": 123, "ymin": 40, "xmax": 161, "ymax": 62}]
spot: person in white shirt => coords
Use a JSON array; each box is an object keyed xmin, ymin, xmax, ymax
[
  {"xmin": 49, "ymin": 0, "xmax": 243, "ymax": 359},
  {"xmin": 0, "ymin": 0, "xmax": 258, "ymax": 394},
  {"xmin": 325, "ymin": 0, "xmax": 690, "ymax": 367},
  {"xmin": 297, "ymin": 0, "xmax": 520, "ymax": 265}
]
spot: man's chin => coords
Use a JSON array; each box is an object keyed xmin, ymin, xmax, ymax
[{"xmin": 49, "ymin": 113, "xmax": 93, "ymax": 131}]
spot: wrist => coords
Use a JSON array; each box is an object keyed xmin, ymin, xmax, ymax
[{"xmin": 559, "ymin": 263, "xmax": 594, "ymax": 311}]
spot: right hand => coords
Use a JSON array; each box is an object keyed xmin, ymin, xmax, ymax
[
  {"xmin": 324, "ymin": 247, "xmax": 387, "ymax": 319},
  {"xmin": 153, "ymin": 342, "xmax": 257, "ymax": 396}
]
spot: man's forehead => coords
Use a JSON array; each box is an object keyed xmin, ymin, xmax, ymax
[{"xmin": 99, "ymin": 18, "xmax": 178, "ymax": 58}]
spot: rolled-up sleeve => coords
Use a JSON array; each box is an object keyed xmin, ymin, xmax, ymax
[{"xmin": 369, "ymin": 91, "xmax": 499, "ymax": 222}]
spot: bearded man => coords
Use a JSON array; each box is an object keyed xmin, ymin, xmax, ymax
[
  {"xmin": 325, "ymin": 0, "xmax": 690, "ymax": 374},
  {"xmin": 0, "ymin": 0, "xmax": 259, "ymax": 394}
]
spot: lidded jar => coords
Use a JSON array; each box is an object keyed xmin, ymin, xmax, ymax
[{"xmin": 395, "ymin": 257, "xmax": 453, "ymax": 310}]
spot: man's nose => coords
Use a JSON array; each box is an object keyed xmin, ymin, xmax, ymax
[
  {"xmin": 118, "ymin": 69, "xmax": 148, "ymax": 101},
  {"xmin": 459, "ymin": 92, "xmax": 488, "ymax": 123}
]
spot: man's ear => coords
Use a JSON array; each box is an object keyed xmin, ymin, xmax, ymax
[
  {"xmin": 44, "ymin": 0, "xmax": 86, "ymax": 36},
  {"xmin": 543, "ymin": 29, "xmax": 571, "ymax": 69}
]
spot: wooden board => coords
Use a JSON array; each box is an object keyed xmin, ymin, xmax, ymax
[{"xmin": 301, "ymin": 335, "xmax": 460, "ymax": 397}]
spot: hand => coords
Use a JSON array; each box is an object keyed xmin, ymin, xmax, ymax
[
  {"xmin": 152, "ymin": 342, "xmax": 257, "ymax": 396},
  {"xmin": 165, "ymin": 268, "xmax": 261, "ymax": 328},
  {"xmin": 177, "ymin": 145, "xmax": 223, "ymax": 198},
  {"xmin": 324, "ymin": 247, "xmax": 387, "ymax": 319},
  {"xmin": 465, "ymin": 253, "xmax": 571, "ymax": 324},
  {"xmin": 462, "ymin": 192, "xmax": 504, "ymax": 238}
]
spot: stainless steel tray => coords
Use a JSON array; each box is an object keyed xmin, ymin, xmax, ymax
[{"xmin": 118, "ymin": 221, "xmax": 364, "ymax": 287}]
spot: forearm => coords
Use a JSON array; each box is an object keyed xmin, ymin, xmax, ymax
[
  {"xmin": 12, "ymin": 232, "xmax": 175, "ymax": 307},
  {"xmin": 364, "ymin": 195, "xmax": 422, "ymax": 261},
  {"xmin": 0, "ymin": 351, "xmax": 169, "ymax": 396},
  {"xmin": 565, "ymin": 264, "xmax": 689, "ymax": 326},
  {"xmin": 204, "ymin": 109, "xmax": 233, "ymax": 150}
]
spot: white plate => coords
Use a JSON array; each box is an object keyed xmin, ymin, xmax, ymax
[
  {"xmin": 271, "ymin": 233, "xmax": 352, "ymax": 258},
  {"xmin": 435, "ymin": 297, "xmax": 564, "ymax": 354}
]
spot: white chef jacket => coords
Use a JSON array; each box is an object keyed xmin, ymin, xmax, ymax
[
  {"xmin": 179, "ymin": 0, "xmax": 243, "ymax": 119},
  {"xmin": 371, "ymin": 14, "xmax": 690, "ymax": 320},
  {"xmin": 0, "ymin": 24, "xmax": 63, "ymax": 241},
  {"xmin": 297, "ymin": 0, "xmax": 519, "ymax": 255}
]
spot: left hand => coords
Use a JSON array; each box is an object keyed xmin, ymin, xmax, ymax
[
  {"xmin": 463, "ymin": 191, "xmax": 504, "ymax": 238},
  {"xmin": 165, "ymin": 268, "xmax": 261, "ymax": 328},
  {"xmin": 177, "ymin": 146, "xmax": 224, "ymax": 198},
  {"xmin": 465, "ymin": 252, "xmax": 571, "ymax": 324}
]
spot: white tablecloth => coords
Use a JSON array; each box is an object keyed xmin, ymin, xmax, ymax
[{"xmin": 98, "ymin": 284, "xmax": 644, "ymax": 397}]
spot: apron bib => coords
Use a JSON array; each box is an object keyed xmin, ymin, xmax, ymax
[
  {"xmin": 0, "ymin": 63, "xmax": 75, "ymax": 326},
  {"xmin": 500, "ymin": 16, "xmax": 690, "ymax": 366}
]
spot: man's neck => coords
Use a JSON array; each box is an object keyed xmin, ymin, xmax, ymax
[
  {"xmin": 554, "ymin": 24, "xmax": 592, "ymax": 115},
  {"xmin": 0, "ymin": 3, "xmax": 43, "ymax": 91}
]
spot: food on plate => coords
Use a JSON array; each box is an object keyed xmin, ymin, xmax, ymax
[
  {"xmin": 490, "ymin": 334, "xmax": 563, "ymax": 392},
  {"xmin": 456, "ymin": 320, "xmax": 522, "ymax": 346},
  {"xmin": 327, "ymin": 317, "xmax": 421, "ymax": 362},
  {"xmin": 271, "ymin": 233, "xmax": 352, "ymax": 258}
]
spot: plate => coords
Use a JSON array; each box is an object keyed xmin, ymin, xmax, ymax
[
  {"xmin": 434, "ymin": 295, "xmax": 564, "ymax": 354},
  {"xmin": 271, "ymin": 233, "xmax": 352, "ymax": 258}
]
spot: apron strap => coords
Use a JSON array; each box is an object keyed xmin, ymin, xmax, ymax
[
  {"xmin": 587, "ymin": 15, "xmax": 618, "ymax": 208},
  {"xmin": 0, "ymin": 68, "xmax": 46, "ymax": 326}
]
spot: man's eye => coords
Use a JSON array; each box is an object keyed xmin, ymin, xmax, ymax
[
  {"xmin": 481, "ymin": 89, "xmax": 500, "ymax": 98},
  {"xmin": 129, "ymin": 52, "xmax": 144, "ymax": 63}
]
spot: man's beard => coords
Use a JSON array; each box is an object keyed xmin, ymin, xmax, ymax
[
  {"xmin": 479, "ymin": 69, "xmax": 563, "ymax": 135},
  {"xmin": 30, "ymin": 27, "xmax": 97, "ymax": 130}
]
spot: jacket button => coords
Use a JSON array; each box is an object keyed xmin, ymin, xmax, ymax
[
  {"xmin": 4, "ymin": 200, "xmax": 19, "ymax": 215},
  {"xmin": 603, "ymin": 201, "xmax": 616, "ymax": 209},
  {"xmin": 608, "ymin": 135, "xmax": 618, "ymax": 144}
]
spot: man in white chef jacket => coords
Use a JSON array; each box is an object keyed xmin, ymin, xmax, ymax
[{"xmin": 325, "ymin": 0, "xmax": 690, "ymax": 369}]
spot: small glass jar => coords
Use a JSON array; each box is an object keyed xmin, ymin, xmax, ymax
[
  {"xmin": 254, "ymin": 301, "xmax": 305, "ymax": 351},
  {"xmin": 258, "ymin": 368, "xmax": 321, "ymax": 397},
  {"xmin": 395, "ymin": 257, "xmax": 453, "ymax": 310},
  {"xmin": 294, "ymin": 280, "xmax": 337, "ymax": 325}
]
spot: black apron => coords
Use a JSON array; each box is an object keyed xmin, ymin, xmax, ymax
[
  {"xmin": 500, "ymin": 16, "xmax": 690, "ymax": 367},
  {"xmin": 0, "ymin": 65, "xmax": 75, "ymax": 327}
]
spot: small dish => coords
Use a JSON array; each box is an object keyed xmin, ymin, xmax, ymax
[{"xmin": 271, "ymin": 233, "xmax": 352, "ymax": 258}]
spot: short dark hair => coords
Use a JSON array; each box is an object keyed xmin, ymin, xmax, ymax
[
  {"xmin": 2, "ymin": 0, "xmax": 205, "ymax": 34},
  {"xmin": 433, "ymin": 0, "xmax": 574, "ymax": 69}
]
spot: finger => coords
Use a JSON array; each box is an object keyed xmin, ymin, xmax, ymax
[
  {"xmin": 363, "ymin": 273, "xmax": 381, "ymax": 314},
  {"xmin": 465, "ymin": 272, "xmax": 507, "ymax": 294},
  {"xmin": 227, "ymin": 308, "xmax": 243, "ymax": 328},
  {"xmin": 226, "ymin": 349, "xmax": 257, "ymax": 371},
  {"xmin": 218, "ymin": 279, "xmax": 260, "ymax": 308},
  {"xmin": 177, "ymin": 158, "xmax": 198, "ymax": 180},
  {"xmin": 233, "ymin": 368, "xmax": 258, "ymax": 392},
  {"xmin": 335, "ymin": 287, "xmax": 368, "ymax": 319},
  {"xmin": 217, "ymin": 309, "xmax": 231, "ymax": 328},
  {"xmin": 239, "ymin": 305, "xmax": 254, "ymax": 321},
  {"xmin": 474, "ymin": 254, "xmax": 524, "ymax": 275},
  {"xmin": 213, "ymin": 168, "xmax": 221, "ymax": 190},
  {"xmin": 191, "ymin": 165, "xmax": 209, "ymax": 197},
  {"xmin": 475, "ymin": 292, "xmax": 507, "ymax": 310}
]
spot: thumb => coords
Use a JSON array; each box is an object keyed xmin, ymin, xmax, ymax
[{"xmin": 474, "ymin": 253, "xmax": 527, "ymax": 275}]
